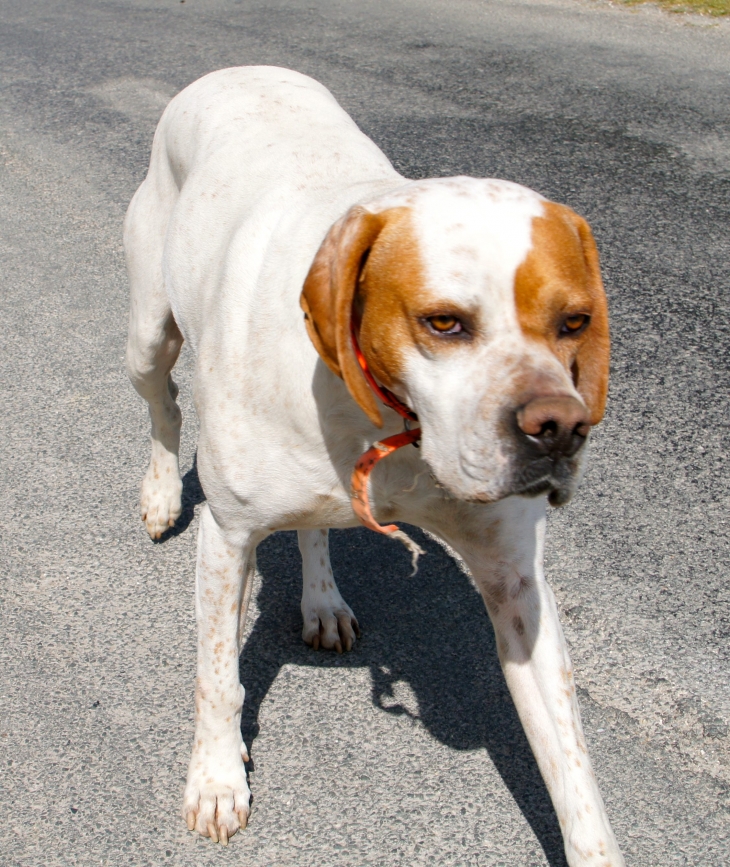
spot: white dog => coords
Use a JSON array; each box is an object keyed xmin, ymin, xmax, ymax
[{"xmin": 125, "ymin": 66, "xmax": 622, "ymax": 865}]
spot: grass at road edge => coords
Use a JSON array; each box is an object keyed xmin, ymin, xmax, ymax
[{"xmin": 618, "ymin": 0, "xmax": 730, "ymax": 15}]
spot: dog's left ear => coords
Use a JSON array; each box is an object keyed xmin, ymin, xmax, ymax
[
  {"xmin": 568, "ymin": 211, "xmax": 610, "ymax": 426},
  {"xmin": 301, "ymin": 205, "xmax": 386, "ymax": 428}
]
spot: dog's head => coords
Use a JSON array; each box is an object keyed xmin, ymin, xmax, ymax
[{"xmin": 301, "ymin": 178, "xmax": 609, "ymax": 506}]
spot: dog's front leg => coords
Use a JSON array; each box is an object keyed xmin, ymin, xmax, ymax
[
  {"xmin": 451, "ymin": 498, "xmax": 624, "ymax": 867},
  {"xmin": 183, "ymin": 503, "xmax": 253, "ymax": 844}
]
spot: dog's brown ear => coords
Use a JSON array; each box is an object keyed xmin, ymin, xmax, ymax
[
  {"xmin": 301, "ymin": 206, "xmax": 385, "ymax": 428},
  {"xmin": 569, "ymin": 212, "xmax": 610, "ymax": 426}
]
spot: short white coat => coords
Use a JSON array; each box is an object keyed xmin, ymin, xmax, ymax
[{"xmin": 125, "ymin": 66, "xmax": 622, "ymax": 865}]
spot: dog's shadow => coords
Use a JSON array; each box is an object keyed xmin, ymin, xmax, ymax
[{"xmin": 173, "ymin": 460, "xmax": 568, "ymax": 866}]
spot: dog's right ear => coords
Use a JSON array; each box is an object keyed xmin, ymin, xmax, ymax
[{"xmin": 301, "ymin": 206, "xmax": 385, "ymax": 428}]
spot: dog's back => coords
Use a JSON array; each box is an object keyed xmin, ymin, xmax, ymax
[
  {"xmin": 128, "ymin": 67, "xmax": 400, "ymax": 355},
  {"xmin": 124, "ymin": 66, "xmax": 404, "ymax": 535}
]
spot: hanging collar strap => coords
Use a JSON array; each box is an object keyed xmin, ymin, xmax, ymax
[
  {"xmin": 349, "ymin": 317, "xmax": 418, "ymax": 423},
  {"xmin": 349, "ymin": 314, "xmax": 423, "ymax": 567}
]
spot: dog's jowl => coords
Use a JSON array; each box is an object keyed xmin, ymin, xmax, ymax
[{"xmin": 125, "ymin": 66, "xmax": 621, "ymax": 865}]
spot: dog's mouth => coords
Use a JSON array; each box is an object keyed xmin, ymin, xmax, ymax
[
  {"xmin": 515, "ymin": 475, "xmax": 573, "ymax": 507},
  {"xmin": 427, "ymin": 455, "xmax": 578, "ymax": 507},
  {"xmin": 514, "ymin": 475, "xmax": 554, "ymax": 498},
  {"xmin": 511, "ymin": 456, "xmax": 578, "ymax": 505}
]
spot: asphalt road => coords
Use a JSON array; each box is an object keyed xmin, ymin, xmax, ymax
[{"xmin": 1, "ymin": 1, "xmax": 729, "ymax": 864}]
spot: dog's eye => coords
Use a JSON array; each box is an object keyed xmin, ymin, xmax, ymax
[
  {"xmin": 560, "ymin": 314, "xmax": 589, "ymax": 335},
  {"xmin": 427, "ymin": 315, "xmax": 463, "ymax": 335}
]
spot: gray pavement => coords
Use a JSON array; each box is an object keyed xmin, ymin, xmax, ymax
[{"xmin": 0, "ymin": 1, "xmax": 728, "ymax": 864}]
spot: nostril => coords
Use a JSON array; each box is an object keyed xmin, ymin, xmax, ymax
[
  {"xmin": 516, "ymin": 395, "xmax": 591, "ymax": 457},
  {"xmin": 538, "ymin": 420, "xmax": 558, "ymax": 438}
]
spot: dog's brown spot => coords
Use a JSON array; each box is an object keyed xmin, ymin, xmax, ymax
[
  {"xmin": 512, "ymin": 616, "xmax": 525, "ymax": 636},
  {"xmin": 483, "ymin": 579, "xmax": 507, "ymax": 609},
  {"xmin": 351, "ymin": 209, "xmax": 427, "ymax": 395},
  {"xmin": 302, "ymin": 206, "xmax": 435, "ymax": 427},
  {"xmin": 514, "ymin": 201, "xmax": 609, "ymax": 425},
  {"xmin": 483, "ymin": 518, "xmax": 501, "ymax": 545},
  {"xmin": 510, "ymin": 572, "xmax": 532, "ymax": 599}
]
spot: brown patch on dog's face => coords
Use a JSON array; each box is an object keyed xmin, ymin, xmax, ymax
[
  {"xmin": 302, "ymin": 205, "xmax": 438, "ymax": 425},
  {"xmin": 301, "ymin": 206, "xmax": 387, "ymax": 426},
  {"xmin": 514, "ymin": 202, "xmax": 610, "ymax": 425},
  {"xmin": 358, "ymin": 210, "xmax": 486, "ymax": 396},
  {"xmin": 355, "ymin": 208, "xmax": 429, "ymax": 393}
]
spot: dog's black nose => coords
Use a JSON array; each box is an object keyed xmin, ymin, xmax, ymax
[{"xmin": 516, "ymin": 396, "xmax": 590, "ymax": 459}]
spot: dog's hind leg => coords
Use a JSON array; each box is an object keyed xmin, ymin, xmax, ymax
[
  {"xmin": 124, "ymin": 168, "xmax": 184, "ymax": 539},
  {"xmin": 298, "ymin": 529, "xmax": 360, "ymax": 652}
]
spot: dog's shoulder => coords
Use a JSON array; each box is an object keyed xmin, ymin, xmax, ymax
[{"xmin": 157, "ymin": 67, "xmax": 392, "ymax": 186}]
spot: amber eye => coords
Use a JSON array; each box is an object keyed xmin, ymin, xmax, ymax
[
  {"xmin": 427, "ymin": 315, "xmax": 463, "ymax": 334},
  {"xmin": 560, "ymin": 314, "xmax": 589, "ymax": 335}
]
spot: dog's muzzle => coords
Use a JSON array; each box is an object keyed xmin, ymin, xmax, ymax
[{"xmin": 505, "ymin": 394, "xmax": 590, "ymax": 505}]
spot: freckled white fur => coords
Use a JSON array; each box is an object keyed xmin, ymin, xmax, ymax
[{"xmin": 125, "ymin": 67, "xmax": 623, "ymax": 865}]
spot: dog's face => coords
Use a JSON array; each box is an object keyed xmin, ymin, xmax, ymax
[{"xmin": 301, "ymin": 178, "xmax": 609, "ymax": 505}]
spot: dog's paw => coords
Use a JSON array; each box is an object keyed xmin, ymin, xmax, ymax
[
  {"xmin": 183, "ymin": 743, "xmax": 251, "ymax": 845},
  {"xmin": 140, "ymin": 462, "xmax": 182, "ymax": 539},
  {"xmin": 302, "ymin": 596, "xmax": 360, "ymax": 653}
]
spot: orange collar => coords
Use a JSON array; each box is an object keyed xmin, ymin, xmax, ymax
[
  {"xmin": 349, "ymin": 318, "xmax": 422, "ymax": 537},
  {"xmin": 349, "ymin": 318, "xmax": 418, "ymax": 425}
]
